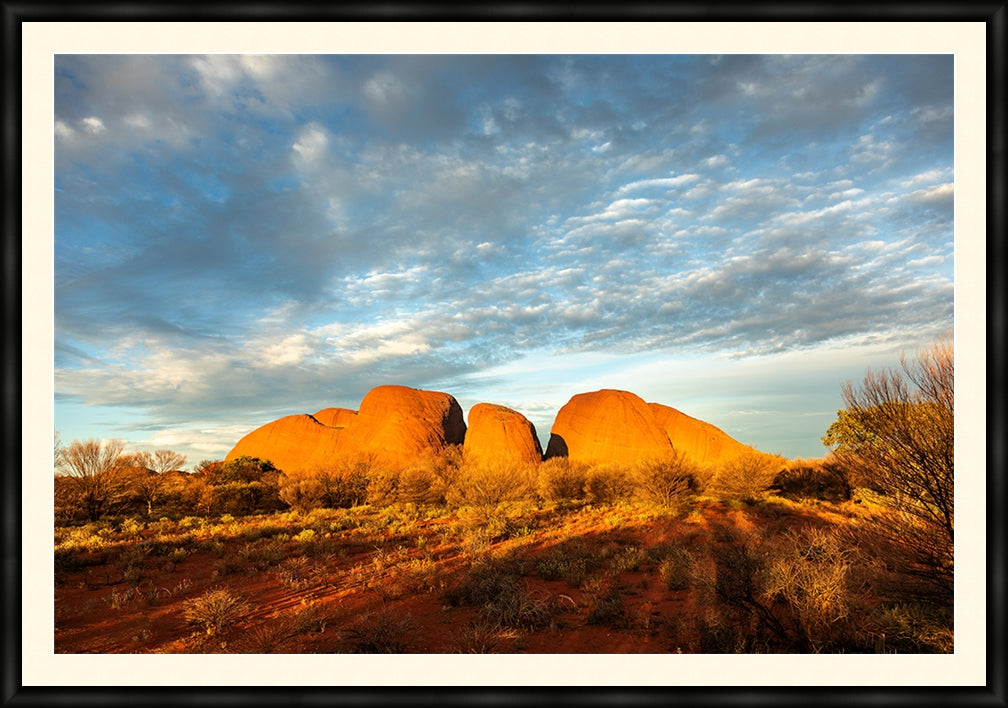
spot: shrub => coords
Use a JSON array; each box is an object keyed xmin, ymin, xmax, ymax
[
  {"xmin": 536, "ymin": 458, "xmax": 589, "ymax": 503},
  {"xmin": 119, "ymin": 517, "xmax": 144, "ymax": 538},
  {"xmin": 365, "ymin": 466, "xmax": 401, "ymax": 507},
  {"xmin": 292, "ymin": 528, "xmax": 316, "ymax": 543},
  {"xmin": 436, "ymin": 550, "xmax": 548, "ymax": 633},
  {"xmin": 445, "ymin": 555, "xmax": 555, "ymax": 631},
  {"xmin": 348, "ymin": 610, "xmax": 416, "ymax": 653},
  {"xmin": 445, "ymin": 455, "xmax": 536, "ymax": 509},
  {"xmin": 117, "ymin": 543, "xmax": 151, "ymax": 585},
  {"xmin": 765, "ymin": 526, "xmax": 852, "ymax": 651},
  {"xmin": 701, "ymin": 531, "xmax": 794, "ymax": 650},
  {"xmin": 182, "ymin": 588, "xmax": 250, "ymax": 635},
  {"xmin": 585, "ymin": 585, "xmax": 629, "ymax": 628},
  {"xmin": 251, "ymin": 602, "xmax": 330, "ymax": 653},
  {"xmin": 867, "ymin": 601, "xmax": 954, "ymax": 654},
  {"xmin": 535, "ymin": 541, "xmax": 602, "ymax": 588},
  {"xmin": 709, "ymin": 451, "xmax": 786, "ymax": 500},
  {"xmin": 276, "ymin": 555, "xmax": 313, "ymax": 589},
  {"xmin": 396, "ymin": 446, "xmax": 463, "ymax": 505},
  {"xmin": 610, "ymin": 545, "xmax": 647, "ymax": 574},
  {"xmin": 657, "ymin": 547, "xmax": 695, "ymax": 591},
  {"xmin": 201, "ymin": 457, "xmax": 285, "ymax": 516},
  {"xmin": 448, "ymin": 618, "xmax": 519, "ymax": 653},
  {"xmin": 771, "ymin": 457, "xmax": 852, "ymax": 502},
  {"xmin": 631, "ymin": 452, "xmax": 701, "ymax": 507},
  {"xmin": 583, "ymin": 464, "xmax": 632, "ymax": 505},
  {"xmin": 281, "ymin": 457, "xmax": 372, "ymax": 512}
]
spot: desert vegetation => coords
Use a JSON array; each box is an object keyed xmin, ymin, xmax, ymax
[{"xmin": 52, "ymin": 336, "xmax": 954, "ymax": 654}]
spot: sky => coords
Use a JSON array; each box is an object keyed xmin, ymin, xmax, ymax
[{"xmin": 52, "ymin": 53, "xmax": 955, "ymax": 466}]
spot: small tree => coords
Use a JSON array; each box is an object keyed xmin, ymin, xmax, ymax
[
  {"xmin": 201, "ymin": 456, "xmax": 285, "ymax": 516},
  {"xmin": 128, "ymin": 449, "xmax": 188, "ymax": 516},
  {"xmin": 57, "ymin": 438, "xmax": 131, "ymax": 521},
  {"xmin": 823, "ymin": 334, "xmax": 953, "ymax": 595}
]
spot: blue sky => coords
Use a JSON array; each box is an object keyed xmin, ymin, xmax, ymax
[{"xmin": 52, "ymin": 53, "xmax": 955, "ymax": 466}]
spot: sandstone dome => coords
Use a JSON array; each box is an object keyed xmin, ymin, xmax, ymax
[
  {"xmin": 312, "ymin": 407, "xmax": 358, "ymax": 429},
  {"xmin": 336, "ymin": 385, "xmax": 466, "ymax": 470},
  {"xmin": 225, "ymin": 386, "xmax": 466, "ymax": 473},
  {"xmin": 647, "ymin": 402, "xmax": 781, "ymax": 469},
  {"xmin": 225, "ymin": 413, "xmax": 345, "ymax": 475},
  {"xmin": 463, "ymin": 403, "xmax": 544, "ymax": 465},
  {"xmin": 544, "ymin": 389, "xmax": 673, "ymax": 465}
]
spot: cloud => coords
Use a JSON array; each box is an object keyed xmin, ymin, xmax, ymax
[
  {"xmin": 292, "ymin": 123, "xmax": 329, "ymax": 162},
  {"xmin": 81, "ymin": 116, "xmax": 105, "ymax": 133},
  {"xmin": 53, "ymin": 54, "xmax": 954, "ymax": 462}
]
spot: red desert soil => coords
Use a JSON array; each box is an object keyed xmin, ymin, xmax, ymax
[{"xmin": 54, "ymin": 499, "xmax": 865, "ymax": 655}]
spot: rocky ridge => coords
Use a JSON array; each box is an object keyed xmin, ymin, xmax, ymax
[{"xmin": 226, "ymin": 385, "xmax": 780, "ymax": 474}]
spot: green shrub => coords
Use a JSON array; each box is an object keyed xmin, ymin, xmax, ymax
[{"xmin": 292, "ymin": 528, "xmax": 316, "ymax": 543}]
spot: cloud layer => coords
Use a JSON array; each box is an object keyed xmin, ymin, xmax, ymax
[{"xmin": 54, "ymin": 54, "xmax": 954, "ymax": 462}]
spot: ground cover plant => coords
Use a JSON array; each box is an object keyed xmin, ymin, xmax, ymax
[{"xmin": 53, "ymin": 474, "xmax": 953, "ymax": 654}]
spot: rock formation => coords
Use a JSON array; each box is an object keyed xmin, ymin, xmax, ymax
[
  {"xmin": 311, "ymin": 407, "xmax": 358, "ymax": 429},
  {"xmin": 463, "ymin": 403, "xmax": 544, "ymax": 465},
  {"xmin": 544, "ymin": 389, "xmax": 674, "ymax": 465},
  {"xmin": 226, "ymin": 386, "xmax": 467, "ymax": 474},
  {"xmin": 226, "ymin": 413, "xmax": 345, "ymax": 475},
  {"xmin": 226, "ymin": 382, "xmax": 783, "ymax": 489},
  {"xmin": 647, "ymin": 403, "xmax": 762, "ymax": 468},
  {"xmin": 338, "ymin": 385, "xmax": 467, "ymax": 469}
]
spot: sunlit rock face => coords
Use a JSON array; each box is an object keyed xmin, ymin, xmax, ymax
[
  {"xmin": 311, "ymin": 407, "xmax": 358, "ymax": 429},
  {"xmin": 339, "ymin": 385, "xmax": 467, "ymax": 469},
  {"xmin": 647, "ymin": 403, "xmax": 780, "ymax": 469},
  {"xmin": 226, "ymin": 384, "xmax": 778, "ymax": 478},
  {"xmin": 225, "ymin": 413, "xmax": 346, "ymax": 475},
  {"xmin": 463, "ymin": 402, "xmax": 544, "ymax": 465},
  {"xmin": 544, "ymin": 389, "xmax": 673, "ymax": 465},
  {"xmin": 225, "ymin": 386, "xmax": 466, "ymax": 473}
]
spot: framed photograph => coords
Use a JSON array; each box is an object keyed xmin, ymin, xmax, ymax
[{"xmin": 10, "ymin": 6, "xmax": 1002, "ymax": 704}]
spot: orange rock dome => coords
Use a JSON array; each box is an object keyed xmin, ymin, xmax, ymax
[
  {"xmin": 544, "ymin": 389, "xmax": 673, "ymax": 465},
  {"xmin": 339, "ymin": 385, "xmax": 466, "ymax": 469},
  {"xmin": 225, "ymin": 386, "xmax": 466, "ymax": 473},
  {"xmin": 463, "ymin": 403, "xmax": 543, "ymax": 465},
  {"xmin": 225, "ymin": 413, "xmax": 345, "ymax": 475},
  {"xmin": 647, "ymin": 402, "xmax": 762, "ymax": 468}
]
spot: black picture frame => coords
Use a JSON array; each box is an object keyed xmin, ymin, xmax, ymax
[{"xmin": 4, "ymin": 2, "xmax": 1005, "ymax": 705}]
